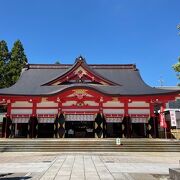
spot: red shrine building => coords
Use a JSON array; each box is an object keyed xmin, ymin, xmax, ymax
[{"xmin": 0, "ymin": 56, "xmax": 179, "ymax": 138}]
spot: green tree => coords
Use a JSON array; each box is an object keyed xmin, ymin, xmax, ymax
[
  {"xmin": 55, "ymin": 60, "xmax": 60, "ymax": 64},
  {"xmin": 177, "ymin": 24, "xmax": 180, "ymax": 34},
  {"xmin": 6, "ymin": 40, "xmax": 28, "ymax": 86},
  {"xmin": 173, "ymin": 24, "xmax": 180, "ymax": 84},
  {"xmin": 0, "ymin": 40, "xmax": 10, "ymax": 88}
]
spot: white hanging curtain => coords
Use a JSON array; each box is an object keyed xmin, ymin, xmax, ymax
[
  {"xmin": 38, "ymin": 117, "xmax": 55, "ymax": 123},
  {"xmin": 105, "ymin": 117, "xmax": 123, "ymax": 123},
  {"xmin": 65, "ymin": 114, "xmax": 95, "ymax": 121},
  {"xmin": 12, "ymin": 117, "xmax": 29, "ymax": 123},
  {"xmin": 131, "ymin": 117, "xmax": 148, "ymax": 123}
]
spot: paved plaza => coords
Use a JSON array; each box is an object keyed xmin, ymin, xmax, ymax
[{"xmin": 0, "ymin": 152, "xmax": 179, "ymax": 180}]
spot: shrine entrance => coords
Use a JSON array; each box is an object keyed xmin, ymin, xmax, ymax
[
  {"xmin": 15, "ymin": 123, "xmax": 28, "ymax": 138},
  {"xmin": 65, "ymin": 121, "xmax": 94, "ymax": 138},
  {"xmin": 38, "ymin": 123, "xmax": 54, "ymax": 138},
  {"xmin": 131, "ymin": 123, "xmax": 146, "ymax": 138},
  {"xmin": 64, "ymin": 114, "xmax": 95, "ymax": 138},
  {"xmin": 131, "ymin": 118, "xmax": 148, "ymax": 138},
  {"xmin": 106, "ymin": 123, "xmax": 122, "ymax": 138}
]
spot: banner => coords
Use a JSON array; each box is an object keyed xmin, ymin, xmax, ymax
[
  {"xmin": 170, "ymin": 110, "xmax": 177, "ymax": 127},
  {"xmin": 160, "ymin": 107, "xmax": 167, "ymax": 128}
]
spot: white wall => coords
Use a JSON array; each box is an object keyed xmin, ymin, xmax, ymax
[
  {"xmin": 128, "ymin": 101, "xmax": 149, "ymax": 107},
  {"xmin": 12, "ymin": 101, "xmax": 32, "ymax": 107}
]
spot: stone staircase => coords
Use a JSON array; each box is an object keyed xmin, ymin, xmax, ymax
[{"xmin": 0, "ymin": 138, "xmax": 180, "ymax": 152}]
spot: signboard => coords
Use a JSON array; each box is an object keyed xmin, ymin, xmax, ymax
[
  {"xmin": 170, "ymin": 110, "xmax": 177, "ymax": 127},
  {"xmin": 116, "ymin": 138, "xmax": 121, "ymax": 145}
]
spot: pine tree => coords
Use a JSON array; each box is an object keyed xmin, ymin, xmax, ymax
[
  {"xmin": 6, "ymin": 40, "xmax": 28, "ymax": 86},
  {"xmin": 0, "ymin": 40, "xmax": 10, "ymax": 88}
]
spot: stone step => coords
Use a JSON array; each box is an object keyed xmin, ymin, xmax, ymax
[
  {"xmin": 0, "ymin": 144, "xmax": 180, "ymax": 147},
  {"xmin": 0, "ymin": 140, "xmax": 179, "ymax": 143},
  {"xmin": 1, "ymin": 143, "xmax": 179, "ymax": 146},
  {"xmin": 1, "ymin": 148, "xmax": 180, "ymax": 152},
  {"xmin": 0, "ymin": 144, "xmax": 179, "ymax": 147},
  {"xmin": 0, "ymin": 139, "xmax": 179, "ymax": 152}
]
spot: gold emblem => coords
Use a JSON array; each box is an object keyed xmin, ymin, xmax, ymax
[
  {"xmin": 73, "ymin": 89, "xmax": 87, "ymax": 100},
  {"xmin": 41, "ymin": 97, "xmax": 48, "ymax": 102},
  {"xmin": 112, "ymin": 97, "xmax": 118, "ymax": 101}
]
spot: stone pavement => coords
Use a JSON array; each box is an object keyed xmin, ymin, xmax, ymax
[{"xmin": 0, "ymin": 152, "xmax": 179, "ymax": 180}]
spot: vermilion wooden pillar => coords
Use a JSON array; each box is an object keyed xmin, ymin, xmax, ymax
[
  {"xmin": 28, "ymin": 101, "xmax": 38, "ymax": 138},
  {"xmin": 147, "ymin": 102, "xmax": 155, "ymax": 138},
  {"xmin": 5, "ymin": 102, "xmax": 12, "ymax": 138},
  {"xmin": 123, "ymin": 100, "xmax": 132, "ymax": 138}
]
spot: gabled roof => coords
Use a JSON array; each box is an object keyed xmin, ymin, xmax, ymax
[
  {"xmin": 0, "ymin": 56, "xmax": 179, "ymax": 96},
  {"xmin": 42, "ymin": 56, "xmax": 119, "ymax": 86}
]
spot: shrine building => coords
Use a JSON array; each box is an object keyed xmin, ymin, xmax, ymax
[{"xmin": 0, "ymin": 56, "xmax": 179, "ymax": 138}]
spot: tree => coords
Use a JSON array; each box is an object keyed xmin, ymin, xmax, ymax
[
  {"xmin": 177, "ymin": 24, "xmax": 180, "ymax": 34},
  {"xmin": 0, "ymin": 40, "xmax": 10, "ymax": 88},
  {"xmin": 173, "ymin": 24, "xmax": 180, "ymax": 84},
  {"xmin": 6, "ymin": 40, "xmax": 28, "ymax": 86},
  {"xmin": 55, "ymin": 60, "xmax": 60, "ymax": 64}
]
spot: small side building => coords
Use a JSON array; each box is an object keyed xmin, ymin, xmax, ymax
[{"xmin": 157, "ymin": 86, "xmax": 180, "ymax": 139}]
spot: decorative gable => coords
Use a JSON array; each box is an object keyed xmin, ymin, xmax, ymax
[{"xmin": 43, "ymin": 56, "xmax": 119, "ymax": 86}]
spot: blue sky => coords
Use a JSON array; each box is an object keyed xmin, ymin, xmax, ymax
[{"xmin": 0, "ymin": 0, "xmax": 180, "ymax": 86}]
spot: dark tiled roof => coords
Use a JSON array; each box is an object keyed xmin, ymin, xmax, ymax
[{"xmin": 0, "ymin": 58, "xmax": 179, "ymax": 96}]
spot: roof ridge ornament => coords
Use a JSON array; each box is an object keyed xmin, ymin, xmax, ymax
[{"xmin": 75, "ymin": 55, "xmax": 86, "ymax": 64}]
